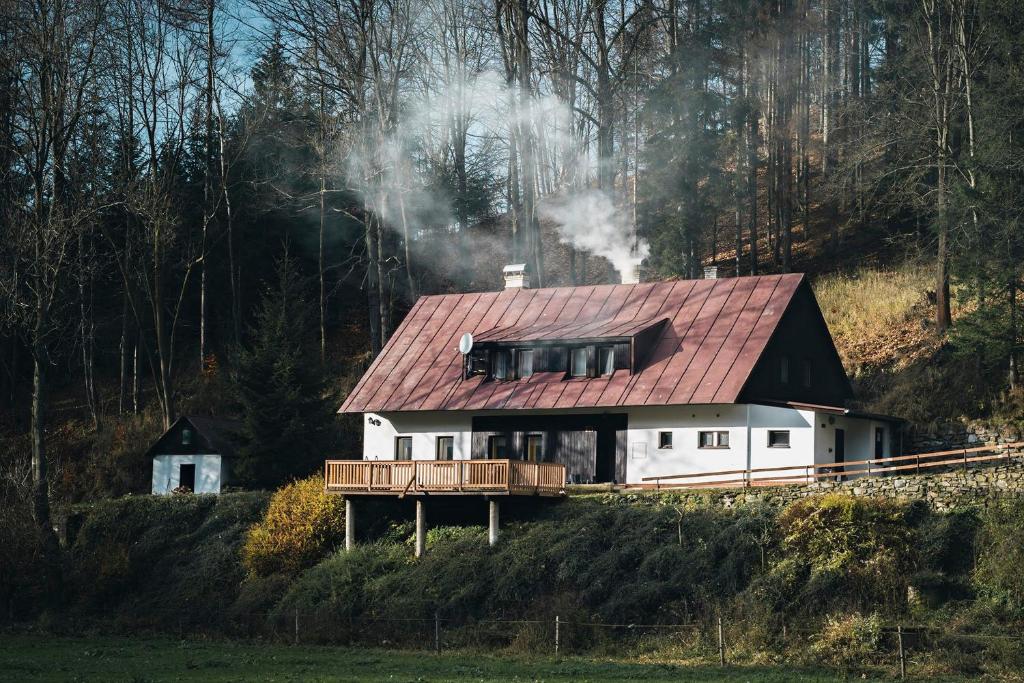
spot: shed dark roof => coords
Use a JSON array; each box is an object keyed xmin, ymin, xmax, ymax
[
  {"xmin": 146, "ymin": 415, "xmax": 243, "ymax": 458},
  {"xmin": 341, "ymin": 274, "xmax": 813, "ymax": 413}
]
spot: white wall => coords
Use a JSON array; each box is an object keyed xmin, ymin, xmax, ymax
[
  {"xmin": 367, "ymin": 404, "xmax": 823, "ymax": 485},
  {"xmin": 812, "ymin": 412, "xmax": 894, "ymax": 477},
  {"xmin": 363, "ymin": 412, "xmax": 473, "ymax": 460},
  {"xmin": 151, "ymin": 454, "xmax": 223, "ymax": 494},
  {"xmin": 624, "ymin": 404, "xmax": 815, "ymax": 485}
]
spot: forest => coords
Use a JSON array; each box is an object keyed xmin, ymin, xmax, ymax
[{"xmin": 2, "ymin": 0, "xmax": 1024, "ymax": 614}]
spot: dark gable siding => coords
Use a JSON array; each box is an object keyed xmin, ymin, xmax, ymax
[
  {"xmin": 471, "ymin": 414, "xmax": 627, "ymax": 484},
  {"xmin": 738, "ymin": 280, "xmax": 853, "ymax": 406},
  {"xmin": 149, "ymin": 418, "xmax": 212, "ymax": 456}
]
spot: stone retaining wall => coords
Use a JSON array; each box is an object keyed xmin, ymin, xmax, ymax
[
  {"xmin": 908, "ymin": 421, "xmax": 1022, "ymax": 453},
  {"xmin": 616, "ymin": 459, "xmax": 1024, "ymax": 512}
]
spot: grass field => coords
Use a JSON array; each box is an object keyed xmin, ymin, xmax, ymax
[{"xmin": 0, "ymin": 634, "xmax": 890, "ymax": 682}]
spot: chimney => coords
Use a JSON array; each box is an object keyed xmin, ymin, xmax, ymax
[
  {"xmin": 621, "ymin": 257, "xmax": 643, "ymax": 285},
  {"xmin": 503, "ymin": 263, "xmax": 530, "ymax": 289},
  {"xmin": 703, "ymin": 265, "xmax": 719, "ymax": 280}
]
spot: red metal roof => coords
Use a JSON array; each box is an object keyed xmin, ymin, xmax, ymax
[
  {"xmin": 473, "ymin": 315, "xmax": 667, "ymax": 343},
  {"xmin": 339, "ymin": 274, "xmax": 805, "ymax": 413}
]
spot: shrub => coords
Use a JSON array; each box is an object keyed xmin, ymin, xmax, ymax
[
  {"xmin": 241, "ymin": 475, "xmax": 345, "ymax": 577},
  {"xmin": 777, "ymin": 495, "xmax": 915, "ymax": 611},
  {"xmin": 810, "ymin": 612, "xmax": 883, "ymax": 673},
  {"xmin": 974, "ymin": 502, "xmax": 1024, "ymax": 608}
]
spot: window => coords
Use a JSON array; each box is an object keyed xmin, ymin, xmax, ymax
[
  {"xmin": 395, "ymin": 436, "xmax": 413, "ymax": 460},
  {"xmin": 802, "ymin": 359, "xmax": 812, "ymax": 388},
  {"xmin": 658, "ymin": 431, "xmax": 673, "ymax": 449},
  {"xmin": 598, "ymin": 346, "xmax": 615, "ymax": 376},
  {"xmin": 780, "ymin": 356, "xmax": 790, "ymax": 384},
  {"xmin": 517, "ymin": 349, "xmax": 534, "ymax": 378},
  {"xmin": 526, "ymin": 434, "xmax": 544, "ymax": 462},
  {"xmin": 467, "ymin": 350, "xmax": 489, "ymax": 377},
  {"xmin": 492, "ymin": 349, "xmax": 512, "ymax": 380},
  {"xmin": 698, "ymin": 431, "xmax": 730, "ymax": 448},
  {"xmin": 767, "ymin": 430, "xmax": 790, "ymax": 448},
  {"xmin": 488, "ymin": 435, "xmax": 508, "ymax": 459},
  {"xmin": 570, "ymin": 347, "xmax": 589, "ymax": 377},
  {"xmin": 181, "ymin": 428, "xmax": 192, "ymax": 446},
  {"xmin": 436, "ymin": 436, "xmax": 454, "ymax": 461}
]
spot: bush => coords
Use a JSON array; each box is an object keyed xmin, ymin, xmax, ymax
[
  {"xmin": 241, "ymin": 475, "xmax": 345, "ymax": 577},
  {"xmin": 66, "ymin": 492, "xmax": 268, "ymax": 627},
  {"xmin": 777, "ymin": 495, "xmax": 914, "ymax": 611},
  {"xmin": 810, "ymin": 612, "xmax": 883, "ymax": 673},
  {"xmin": 974, "ymin": 502, "xmax": 1024, "ymax": 608}
]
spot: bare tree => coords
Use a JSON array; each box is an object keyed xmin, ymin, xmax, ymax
[{"xmin": 0, "ymin": 0, "xmax": 106, "ymax": 590}]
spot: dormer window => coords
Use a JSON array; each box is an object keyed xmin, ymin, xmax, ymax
[
  {"xmin": 598, "ymin": 346, "xmax": 615, "ymax": 376},
  {"xmin": 492, "ymin": 349, "xmax": 512, "ymax": 380},
  {"xmin": 517, "ymin": 349, "xmax": 534, "ymax": 378},
  {"xmin": 570, "ymin": 347, "xmax": 588, "ymax": 377}
]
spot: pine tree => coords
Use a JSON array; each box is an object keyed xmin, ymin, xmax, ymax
[{"xmin": 232, "ymin": 257, "xmax": 336, "ymax": 488}]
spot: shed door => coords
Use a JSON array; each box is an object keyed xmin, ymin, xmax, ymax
[
  {"xmin": 874, "ymin": 427, "xmax": 885, "ymax": 459},
  {"xmin": 179, "ymin": 463, "xmax": 196, "ymax": 492}
]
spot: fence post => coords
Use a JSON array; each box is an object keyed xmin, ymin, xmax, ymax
[
  {"xmin": 897, "ymin": 625, "xmax": 906, "ymax": 679},
  {"xmin": 717, "ymin": 615, "xmax": 726, "ymax": 666},
  {"xmin": 294, "ymin": 607, "xmax": 299, "ymax": 646},
  {"xmin": 963, "ymin": 449, "xmax": 968, "ymax": 471},
  {"xmin": 434, "ymin": 612, "xmax": 441, "ymax": 653},
  {"xmin": 555, "ymin": 615, "xmax": 560, "ymax": 656}
]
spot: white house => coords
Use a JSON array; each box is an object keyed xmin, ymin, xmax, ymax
[
  {"xmin": 149, "ymin": 415, "xmax": 241, "ymax": 494},
  {"xmin": 339, "ymin": 268, "xmax": 901, "ymax": 486}
]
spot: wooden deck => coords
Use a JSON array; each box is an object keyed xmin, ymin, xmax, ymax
[{"xmin": 324, "ymin": 459, "xmax": 566, "ymax": 497}]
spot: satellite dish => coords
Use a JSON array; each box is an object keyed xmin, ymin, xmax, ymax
[{"xmin": 458, "ymin": 332, "xmax": 474, "ymax": 355}]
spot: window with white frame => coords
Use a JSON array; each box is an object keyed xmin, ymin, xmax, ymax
[
  {"xmin": 395, "ymin": 436, "xmax": 413, "ymax": 460},
  {"xmin": 698, "ymin": 431, "xmax": 730, "ymax": 448},
  {"xmin": 436, "ymin": 436, "xmax": 454, "ymax": 461}
]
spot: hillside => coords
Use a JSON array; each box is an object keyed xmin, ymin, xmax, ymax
[{"xmin": 6, "ymin": 485, "xmax": 1021, "ymax": 678}]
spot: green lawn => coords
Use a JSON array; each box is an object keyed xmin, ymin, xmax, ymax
[{"xmin": 0, "ymin": 634, "xmax": 882, "ymax": 682}]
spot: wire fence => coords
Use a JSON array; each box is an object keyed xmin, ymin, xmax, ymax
[{"xmin": 60, "ymin": 607, "xmax": 1024, "ymax": 679}]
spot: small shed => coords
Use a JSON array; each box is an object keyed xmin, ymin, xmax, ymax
[{"xmin": 148, "ymin": 416, "xmax": 242, "ymax": 494}]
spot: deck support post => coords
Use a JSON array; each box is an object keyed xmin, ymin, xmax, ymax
[
  {"xmin": 345, "ymin": 498, "xmax": 355, "ymax": 551},
  {"xmin": 488, "ymin": 499, "xmax": 500, "ymax": 546},
  {"xmin": 415, "ymin": 499, "xmax": 426, "ymax": 558}
]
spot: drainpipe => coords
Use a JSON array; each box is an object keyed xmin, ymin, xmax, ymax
[{"xmin": 745, "ymin": 404, "xmax": 752, "ymax": 486}]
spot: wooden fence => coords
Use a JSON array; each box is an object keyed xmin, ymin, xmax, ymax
[
  {"xmin": 640, "ymin": 442, "xmax": 1024, "ymax": 490},
  {"xmin": 324, "ymin": 459, "xmax": 566, "ymax": 497}
]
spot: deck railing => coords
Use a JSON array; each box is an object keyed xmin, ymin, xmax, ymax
[
  {"xmin": 324, "ymin": 459, "xmax": 566, "ymax": 496},
  {"xmin": 639, "ymin": 442, "xmax": 1024, "ymax": 490}
]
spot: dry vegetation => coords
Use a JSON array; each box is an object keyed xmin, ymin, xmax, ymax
[{"xmin": 814, "ymin": 265, "xmax": 940, "ymax": 378}]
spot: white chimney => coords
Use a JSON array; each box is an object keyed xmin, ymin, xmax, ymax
[
  {"xmin": 503, "ymin": 263, "xmax": 530, "ymax": 289},
  {"xmin": 621, "ymin": 257, "xmax": 643, "ymax": 285},
  {"xmin": 703, "ymin": 265, "xmax": 719, "ymax": 280}
]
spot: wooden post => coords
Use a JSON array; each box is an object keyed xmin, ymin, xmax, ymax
[
  {"xmin": 415, "ymin": 499, "xmax": 426, "ymax": 558},
  {"xmin": 294, "ymin": 607, "xmax": 299, "ymax": 646},
  {"xmin": 555, "ymin": 615, "xmax": 560, "ymax": 655},
  {"xmin": 897, "ymin": 625, "xmax": 906, "ymax": 679},
  {"xmin": 717, "ymin": 615, "xmax": 726, "ymax": 666},
  {"xmin": 345, "ymin": 498, "xmax": 355, "ymax": 551},
  {"xmin": 962, "ymin": 448, "xmax": 968, "ymax": 471},
  {"xmin": 488, "ymin": 499, "xmax": 499, "ymax": 546}
]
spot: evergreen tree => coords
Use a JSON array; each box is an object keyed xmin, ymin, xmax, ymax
[{"xmin": 232, "ymin": 256, "xmax": 336, "ymax": 487}]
